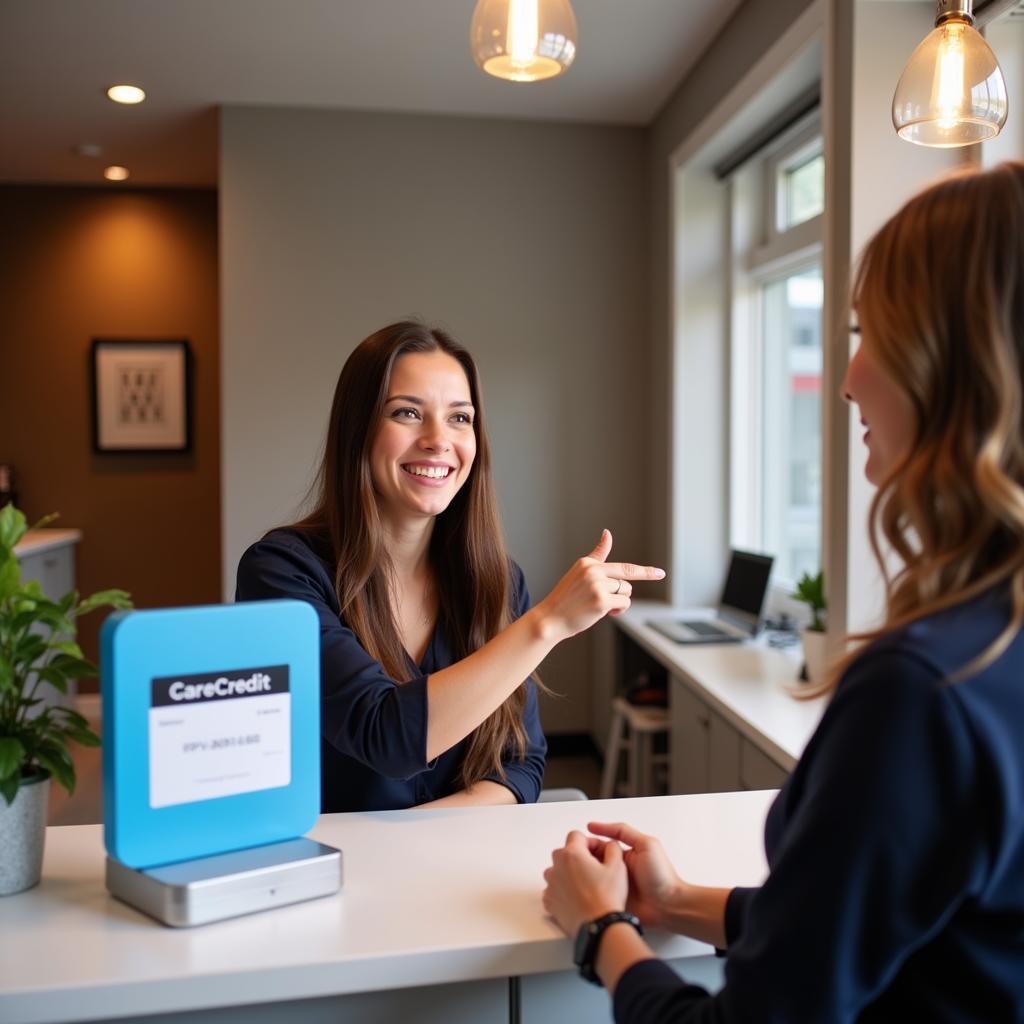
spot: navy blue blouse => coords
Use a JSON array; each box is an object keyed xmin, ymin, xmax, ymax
[
  {"xmin": 235, "ymin": 528, "xmax": 547, "ymax": 812},
  {"xmin": 615, "ymin": 589, "xmax": 1024, "ymax": 1022}
]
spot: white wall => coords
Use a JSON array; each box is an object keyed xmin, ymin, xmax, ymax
[{"xmin": 220, "ymin": 105, "xmax": 649, "ymax": 733}]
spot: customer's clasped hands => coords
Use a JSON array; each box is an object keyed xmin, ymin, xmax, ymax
[{"xmin": 543, "ymin": 821, "xmax": 684, "ymax": 939}]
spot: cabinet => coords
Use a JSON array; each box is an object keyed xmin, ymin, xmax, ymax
[
  {"xmin": 13, "ymin": 530, "xmax": 80, "ymax": 601},
  {"xmin": 670, "ymin": 676, "xmax": 788, "ymax": 794},
  {"xmin": 13, "ymin": 529, "xmax": 82, "ymax": 705},
  {"xmin": 612, "ymin": 607, "xmax": 820, "ymax": 797},
  {"xmin": 15, "ymin": 548, "xmax": 75, "ymax": 601}
]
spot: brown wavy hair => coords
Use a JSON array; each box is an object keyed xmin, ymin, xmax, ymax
[
  {"xmin": 810, "ymin": 162, "xmax": 1024, "ymax": 697},
  {"xmin": 293, "ymin": 320, "xmax": 532, "ymax": 787}
]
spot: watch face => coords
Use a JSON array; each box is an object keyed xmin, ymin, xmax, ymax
[{"xmin": 573, "ymin": 921, "xmax": 593, "ymax": 966}]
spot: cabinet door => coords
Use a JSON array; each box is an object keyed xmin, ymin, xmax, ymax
[
  {"xmin": 708, "ymin": 710, "xmax": 741, "ymax": 792},
  {"xmin": 739, "ymin": 737, "xmax": 789, "ymax": 790},
  {"xmin": 16, "ymin": 551, "xmax": 47, "ymax": 592},
  {"xmin": 670, "ymin": 679, "xmax": 709, "ymax": 794},
  {"xmin": 16, "ymin": 546, "xmax": 74, "ymax": 601},
  {"xmin": 15, "ymin": 545, "xmax": 77, "ymax": 706}
]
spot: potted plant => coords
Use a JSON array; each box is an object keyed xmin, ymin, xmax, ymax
[
  {"xmin": 0, "ymin": 504, "xmax": 131, "ymax": 895},
  {"xmin": 792, "ymin": 570, "xmax": 827, "ymax": 684}
]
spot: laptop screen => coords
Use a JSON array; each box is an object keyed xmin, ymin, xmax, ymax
[{"xmin": 718, "ymin": 550, "xmax": 774, "ymax": 630}]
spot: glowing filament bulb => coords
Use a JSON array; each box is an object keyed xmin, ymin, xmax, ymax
[
  {"xmin": 932, "ymin": 22, "xmax": 966, "ymax": 129},
  {"xmin": 471, "ymin": 0, "xmax": 576, "ymax": 83},
  {"xmin": 507, "ymin": 0, "xmax": 539, "ymax": 68}
]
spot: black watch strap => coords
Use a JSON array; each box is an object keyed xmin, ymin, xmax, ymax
[{"xmin": 573, "ymin": 910, "xmax": 643, "ymax": 985}]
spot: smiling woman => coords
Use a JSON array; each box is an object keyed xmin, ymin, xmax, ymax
[{"xmin": 235, "ymin": 320, "xmax": 665, "ymax": 812}]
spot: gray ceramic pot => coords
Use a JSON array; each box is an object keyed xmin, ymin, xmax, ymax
[{"xmin": 0, "ymin": 771, "xmax": 50, "ymax": 896}]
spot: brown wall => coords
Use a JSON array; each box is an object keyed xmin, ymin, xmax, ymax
[{"xmin": 0, "ymin": 186, "xmax": 221, "ymax": 675}]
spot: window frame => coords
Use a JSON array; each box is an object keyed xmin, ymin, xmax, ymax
[
  {"xmin": 763, "ymin": 114, "xmax": 824, "ymax": 242},
  {"xmin": 729, "ymin": 112, "xmax": 824, "ymax": 600}
]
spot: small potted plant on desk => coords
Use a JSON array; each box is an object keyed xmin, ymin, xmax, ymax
[
  {"xmin": 0, "ymin": 504, "xmax": 131, "ymax": 895},
  {"xmin": 792, "ymin": 570, "xmax": 827, "ymax": 685}
]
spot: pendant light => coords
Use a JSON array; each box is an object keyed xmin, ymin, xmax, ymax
[
  {"xmin": 892, "ymin": 0, "xmax": 1007, "ymax": 147},
  {"xmin": 470, "ymin": 0, "xmax": 578, "ymax": 83}
]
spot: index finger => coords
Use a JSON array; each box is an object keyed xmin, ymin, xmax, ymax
[
  {"xmin": 605, "ymin": 562, "xmax": 666, "ymax": 581},
  {"xmin": 588, "ymin": 821, "xmax": 652, "ymax": 849}
]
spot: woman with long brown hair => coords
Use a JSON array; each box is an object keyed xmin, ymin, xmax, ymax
[
  {"xmin": 237, "ymin": 320, "xmax": 664, "ymax": 812},
  {"xmin": 543, "ymin": 162, "xmax": 1024, "ymax": 1020}
]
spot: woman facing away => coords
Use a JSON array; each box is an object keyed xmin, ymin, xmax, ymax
[
  {"xmin": 236, "ymin": 320, "xmax": 665, "ymax": 812},
  {"xmin": 543, "ymin": 162, "xmax": 1024, "ymax": 1021}
]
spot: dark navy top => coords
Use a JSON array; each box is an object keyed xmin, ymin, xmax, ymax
[
  {"xmin": 615, "ymin": 589, "xmax": 1024, "ymax": 1023},
  {"xmin": 235, "ymin": 528, "xmax": 546, "ymax": 812}
]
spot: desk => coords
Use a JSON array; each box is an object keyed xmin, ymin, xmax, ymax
[
  {"xmin": 0, "ymin": 791, "xmax": 774, "ymax": 1024},
  {"xmin": 614, "ymin": 602, "xmax": 828, "ymax": 791}
]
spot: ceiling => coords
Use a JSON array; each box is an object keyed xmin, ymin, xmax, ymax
[{"xmin": 0, "ymin": 0, "xmax": 747, "ymax": 188}]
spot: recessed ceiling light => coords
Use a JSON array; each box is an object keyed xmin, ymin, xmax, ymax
[
  {"xmin": 104, "ymin": 166, "xmax": 130, "ymax": 181},
  {"xmin": 107, "ymin": 84, "xmax": 146, "ymax": 105}
]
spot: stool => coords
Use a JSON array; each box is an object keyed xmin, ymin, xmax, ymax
[{"xmin": 599, "ymin": 696, "xmax": 670, "ymax": 799}]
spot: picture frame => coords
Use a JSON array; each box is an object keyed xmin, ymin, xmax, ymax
[{"xmin": 91, "ymin": 339, "xmax": 192, "ymax": 454}]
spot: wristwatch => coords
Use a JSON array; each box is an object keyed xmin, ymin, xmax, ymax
[{"xmin": 573, "ymin": 910, "xmax": 643, "ymax": 985}]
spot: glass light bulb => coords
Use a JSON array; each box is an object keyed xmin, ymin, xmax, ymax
[
  {"xmin": 470, "ymin": 0, "xmax": 577, "ymax": 83},
  {"xmin": 892, "ymin": 15, "xmax": 1007, "ymax": 147},
  {"xmin": 104, "ymin": 166, "xmax": 130, "ymax": 181}
]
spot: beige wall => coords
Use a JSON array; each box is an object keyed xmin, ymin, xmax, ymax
[
  {"xmin": 0, "ymin": 186, "xmax": 222, "ymax": 674},
  {"xmin": 219, "ymin": 106, "xmax": 649, "ymax": 733}
]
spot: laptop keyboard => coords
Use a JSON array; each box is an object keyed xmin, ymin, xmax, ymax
[{"xmin": 682, "ymin": 621, "xmax": 727, "ymax": 636}]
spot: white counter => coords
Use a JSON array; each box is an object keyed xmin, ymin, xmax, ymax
[
  {"xmin": 0, "ymin": 791, "xmax": 774, "ymax": 1024},
  {"xmin": 617, "ymin": 601, "xmax": 827, "ymax": 769}
]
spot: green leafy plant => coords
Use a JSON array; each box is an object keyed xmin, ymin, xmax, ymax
[
  {"xmin": 0, "ymin": 504, "xmax": 131, "ymax": 806},
  {"xmin": 792, "ymin": 570, "xmax": 826, "ymax": 632}
]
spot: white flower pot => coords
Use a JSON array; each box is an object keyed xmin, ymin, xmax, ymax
[
  {"xmin": 0, "ymin": 772, "xmax": 49, "ymax": 896},
  {"xmin": 801, "ymin": 628, "xmax": 828, "ymax": 685}
]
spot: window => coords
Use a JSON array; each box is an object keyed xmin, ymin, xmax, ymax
[
  {"xmin": 761, "ymin": 268, "xmax": 823, "ymax": 583},
  {"xmin": 730, "ymin": 115, "xmax": 824, "ymax": 590},
  {"xmin": 777, "ymin": 146, "xmax": 825, "ymax": 231}
]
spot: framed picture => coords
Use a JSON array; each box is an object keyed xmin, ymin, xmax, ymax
[{"xmin": 91, "ymin": 339, "xmax": 192, "ymax": 453}]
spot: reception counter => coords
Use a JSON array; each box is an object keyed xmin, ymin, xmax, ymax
[{"xmin": 0, "ymin": 791, "xmax": 775, "ymax": 1024}]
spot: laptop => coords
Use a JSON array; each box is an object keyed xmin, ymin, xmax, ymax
[{"xmin": 649, "ymin": 550, "xmax": 774, "ymax": 644}]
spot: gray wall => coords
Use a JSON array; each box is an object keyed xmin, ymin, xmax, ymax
[{"xmin": 220, "ymin": 105, "xmax": 649, "ymax": 733}]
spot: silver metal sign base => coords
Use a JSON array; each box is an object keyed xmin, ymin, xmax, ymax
[{"xmin": 106, "ymin": 836, "xmax": 343, "ymax": 927}]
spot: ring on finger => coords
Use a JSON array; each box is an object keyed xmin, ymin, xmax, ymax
[{"xmin": 613, "ymin": 579, "xmax": 623, "ymax": 595}]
